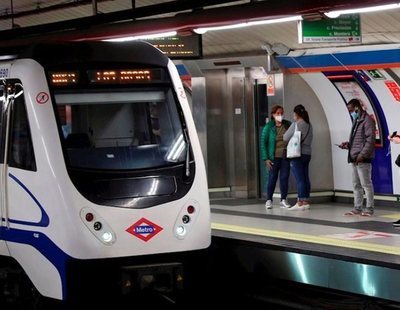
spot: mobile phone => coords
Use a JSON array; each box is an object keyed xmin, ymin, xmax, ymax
[
  {"xmin": 334, "ymin": 143, "xmax": 340, "ymax": 146},
  {"xmin": 391, "ymin": 131, "xmax": 398, "ymax": 138}
]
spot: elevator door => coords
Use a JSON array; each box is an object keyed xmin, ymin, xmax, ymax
[{"xmin": 205, "ymin": 69, "xmax": 250, "ymax": 198}]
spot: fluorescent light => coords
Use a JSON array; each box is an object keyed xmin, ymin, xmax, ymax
[
  {"xmin": 248, "ymin": 15, "xmax": 304, "ymax": 26},
  {"xmin": 0, "ymin": 55, "xmax": 17, "ymax": 60},
  {"xmin": 194, "ymin": 23, "xmax": 248, "ymax": 34},
  {"xmin": 194, "ymin": 15, "xmax": 303, "ymax": 34},
  {"xmin": 325, "ymin": 3, "xmax": 400, "ymax": 18},
  {"xmin": 103, "ymin": 31, "xmax": 177, "ymax": 42}
]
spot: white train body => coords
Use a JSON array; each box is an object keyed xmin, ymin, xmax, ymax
[{"xmin": 0, "ymin": 42, "xmax": 210, "ymax": 301}]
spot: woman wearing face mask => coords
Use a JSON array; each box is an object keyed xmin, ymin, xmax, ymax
[
  {"xmin": 283, "ymin": 104, "xmax": 313, "ymax": 211},
  {"xmin": 260, "ymin": 105, "xmax": 292, "ymax": 209}
]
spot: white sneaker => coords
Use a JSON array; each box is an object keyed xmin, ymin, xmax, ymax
[
  {"xmin": 280, "ymin": 199, "xmax": 291, "ymax": 209},
  {"xmin": 265, "ymin": 200, "xmax": 273, "ymax": 209},
  {"xmin": 287, "ymin": 203, "xmax": 305, "ymax": 211}
]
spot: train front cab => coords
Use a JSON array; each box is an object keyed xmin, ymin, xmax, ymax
[{"xmin": 0, "ymin": 42, "xmax": 211, "ymax": 305}]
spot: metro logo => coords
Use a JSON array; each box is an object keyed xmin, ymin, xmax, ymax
[
  {"xmin": 126, "ymin": 218, "xmax": 163, "ymax": 242},
  {"xmin": 135, "ymin": 225, "xmax": 154, "ymax": 234}
]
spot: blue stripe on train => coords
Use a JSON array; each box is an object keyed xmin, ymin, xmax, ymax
[
  {"xmin": 7, "ymin": 173, "xmax": 49, "ymax": 227},
  {"xmin": 0, "ymin": 227, "xmax": 71, "ymax": 299},
  {"xmin": 1, "ymin": 174, "xmax": 70, "ymax": 299}
]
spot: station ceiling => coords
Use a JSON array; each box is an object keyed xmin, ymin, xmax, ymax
[{"xmin": 1, "ymin": 0, "xmax": 400, "ymax": 57}]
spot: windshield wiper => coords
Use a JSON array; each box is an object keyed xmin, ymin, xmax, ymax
[{"xmin": 182, "ymin": 127, "xmax": 191, "ymax": 177}]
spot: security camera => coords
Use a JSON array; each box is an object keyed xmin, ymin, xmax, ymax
[
  {"xmin": 261, "ymin": 42, "xmax": 274, "ymax": 56},
  {"xmin": 272, "ymin": 43, "xmax": 290, "ymax": 55}
]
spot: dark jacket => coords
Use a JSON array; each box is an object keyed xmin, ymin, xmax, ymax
[
  {"xmin": 348, "ymin": 112, "xmax": 375, "ymax": 163},
  {"xmin": 260, "ymin": 119, "xmax": 291, "ymax": 161}
]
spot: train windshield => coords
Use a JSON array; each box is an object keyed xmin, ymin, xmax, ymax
[{"xmin": 53, "ymin": 87, "xmax": 187, "ymax": 170}]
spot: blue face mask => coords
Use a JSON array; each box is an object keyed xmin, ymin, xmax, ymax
[{"xmin": 351, "ymin": 111, "xmax": 359, "ymax": 120}]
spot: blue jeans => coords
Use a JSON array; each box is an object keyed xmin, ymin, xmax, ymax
[
  {"xmin": 266, "ymin": 157, "xmax": 290, "ymax": 201},
  {"xmin": 290, "ymin": 154, "xmax": 311, "ymax": 200},
  {"xmin": 351, "ymin": 163, "xmax": 374, "ymax": 213}
]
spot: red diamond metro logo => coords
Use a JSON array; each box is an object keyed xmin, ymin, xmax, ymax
[{"xmin": 126, "ymin": 217, "xmax": 163, "ymax": 242}]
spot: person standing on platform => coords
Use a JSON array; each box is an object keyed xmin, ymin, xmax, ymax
[
  {"xmin": 283, "ymin": 104, "xmax": 313, "ymax": 211},
  {"xmin": 339, "ymin": 98, "xmax": 376, "ymax": 216},
  {"xmin": 389, "ymin": 131, "xmax": 400, "ymax": 226},
  {"xmin": 260, "ymin": 105, "xmax": 292, "ymax": 209}
]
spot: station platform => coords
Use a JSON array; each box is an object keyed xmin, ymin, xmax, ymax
[{"xmin": 210, "ymin": 199, "xmax": 400, "ymax": 303}]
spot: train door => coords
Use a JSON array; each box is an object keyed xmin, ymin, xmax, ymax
[
  {"xmin": 0, "ymin": 81, "xmax": 6, "ymax": 250},
  {"xmin": 0, "ymin": 79, "xmax": 37, "ymax": 241}
]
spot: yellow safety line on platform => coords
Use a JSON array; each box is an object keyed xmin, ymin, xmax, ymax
[
  {"xmin": 212, "ymin": 222, "xmax": 400, "ymax": 256},
  {"xmin": 381, "ymin": 213, "xmax": 400, "ymax": 219}
]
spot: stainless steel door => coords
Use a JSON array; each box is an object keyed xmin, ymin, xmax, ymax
[{"xmin": 204, "ymin": 68, "xmax": 254, "ymax": 198}]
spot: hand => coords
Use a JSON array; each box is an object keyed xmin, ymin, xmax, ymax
[
  {"xmin": 355, "ymin": 155, "xmax": 364, "ymax": 165},
  {"xmin": 339, "ymin": 142, "xmax": 349, "ymax": 149},
  {"xmin": 265, "ymin": 160, "xmax": 273, "ymax": 170},
  {"xmin": 389, "ymin": 135, "xmax": 400, "ymax": 144}
]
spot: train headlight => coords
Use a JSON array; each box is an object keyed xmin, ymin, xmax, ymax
[
  {"xmin": 174, "ymin": 200, "xmax": 200, "ymax": 240},
  {"xmin": 176, "ymin": 225, "xmax": 186, "ymax": 237},
  {"xmin": 102, "ymin": 231, "xmax": 114, "ymax": 243},
  {"xmin": 80, "ymin": 207, "xmax": 116, "ymax": 245}
]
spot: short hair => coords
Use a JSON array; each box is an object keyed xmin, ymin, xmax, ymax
[
  {"xmin": 270, "ymin": 105, "xmax": 283, "ymax": 119},
  {"xmin": 347, "ymin": 98, "xmax": 362, "ymax": 110}
]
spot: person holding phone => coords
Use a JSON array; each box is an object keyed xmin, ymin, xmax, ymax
[
  {"xmin": 389, "ymin": 131, "xmax": 400, "ymax": 227},
  {"xmin": 338, "ymin": 98, "xmax": 376, "ymax": 216}
]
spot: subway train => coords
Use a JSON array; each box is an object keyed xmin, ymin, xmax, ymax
[{"xmin": 0, "ymin": 41, "xmax": 210, "ymax": 304}]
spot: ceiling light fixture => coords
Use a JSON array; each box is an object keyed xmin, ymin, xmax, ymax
[
  {"xmin": 194, "ymin": 15, "xmax": 303, "ymax": 34},
  {"xmin": 325, "ymin": 3, "xmax": 400, "ymax": 18},
  {"xmin": 103, "ymin": 31, "xmax": 177, "ymax": 42}
]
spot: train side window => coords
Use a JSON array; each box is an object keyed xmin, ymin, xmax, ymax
[{"xmin": 8, "ymin": 83, "xmax": 36, "ymax": 171}]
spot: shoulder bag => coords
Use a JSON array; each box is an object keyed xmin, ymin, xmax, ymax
[{"xmin": 286, "ymin": 124, "xmax": 302, "ymax": 158}]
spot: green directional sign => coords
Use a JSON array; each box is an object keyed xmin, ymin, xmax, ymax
[{"xmin": 300, "ymin": 14, "xmax": 361, "ymax": 43}]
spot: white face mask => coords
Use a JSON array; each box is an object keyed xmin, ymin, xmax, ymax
[{"xmin": 275, "ymin": 115, "xmax": 283, "ymax": 122}]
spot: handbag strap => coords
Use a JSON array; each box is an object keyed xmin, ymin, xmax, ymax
[{"xmin": 301, "ymin": 123, "xmax": 310, "ymax": 144}]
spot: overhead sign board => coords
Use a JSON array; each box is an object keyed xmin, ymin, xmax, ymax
[
  {"xmin": 299, "ymin": 14, "xmax": 361, "ymax": 43},
  {"xmin": 145, "ymin": 34, "xmax": 202, "ymax": 59}
]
